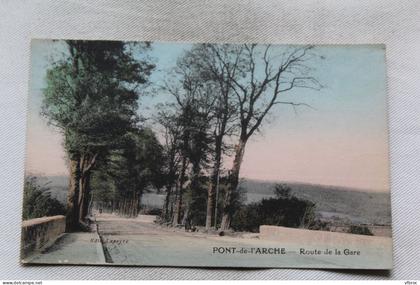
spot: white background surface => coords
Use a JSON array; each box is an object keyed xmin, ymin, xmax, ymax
[{"xmin": 0, "ymin": 0, "xmax": 419, "ymax": 280}]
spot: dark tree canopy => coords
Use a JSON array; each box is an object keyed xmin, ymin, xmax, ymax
[
  {"xmin": 41, "ymin": 40, "xmax": 155, "ymax": 230},
  {"xmin": 42, "ymin": 40, "xmax": 155, "ymax": 158},
  {"xmin": 22, "ymin": 177, "xmax": 65, "ymax": 220},
  {"xmin": 90, "ymin": 127, "xmax": 165, "ymax": 216}
]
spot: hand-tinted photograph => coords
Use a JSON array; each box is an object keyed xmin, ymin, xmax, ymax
[{"xmin": 21, "ymin": 40, "xmax": 392, "ymax": 268}]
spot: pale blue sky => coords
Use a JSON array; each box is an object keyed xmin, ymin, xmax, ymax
[{"xmin": 26, "ymin": 40, "xmax": 389, "ymax": 191}]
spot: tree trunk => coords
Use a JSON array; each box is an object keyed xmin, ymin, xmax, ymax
[
  {"xmin": 205, "ymin": 137, "xmax": 222, "ymax": 229},
  {"xmin": 77, "ymin": 172, "xmax": 91, "ymax": 230},
  {"xmin": 205, "ymin": 174, "xmax": 217, "ymax": 229},
  {"xmin": 186, "ymin": 160, "xmax": 201, "ymax": 227},
  {"xmin": 162, "ymin": 154, "xmax": 176, "ymax": 222},
  {"xmin": 172, "ymin": 157, "xmax": 187, "ymax": 226},
  {"xmin": 65, "ymin": 157, "xmax": 81, "ymax": 232},
  {"xmin": 136, "ymin": 192, "xmax": 142, "ymax": 217},
  {"xmin": 220, "ymin": 138, "xmax": 247, "ymax": 230},
  {"xmin": 170, "ymin": 183, "xmax": 178, "ymax": 220},
  {"xmin": 78, "ymin": 172, "xmax": 90, "ymax": 222},
  {"xmin": 162, "ymin": 183, "xmax": 173, "ymax": 222},
  {"xmin": 182, "ymin": 203, "xmax": 190, "ymax": 230},
  {"xmin": 70, "ymin": 153, "xmax": 97, "ymax": 231},
  {"xmin": 87, "ymin": 190, "xmax": 94, "ymax": 216}
]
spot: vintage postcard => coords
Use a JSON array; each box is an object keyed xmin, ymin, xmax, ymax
[{"xmin": 21, "ymin": 39, "xmax": 392, "ymax": 269}]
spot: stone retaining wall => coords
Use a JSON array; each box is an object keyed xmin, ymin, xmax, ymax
[{"xmin": 21, "ymin": 215, "xmax": 65, "ymax": 258}]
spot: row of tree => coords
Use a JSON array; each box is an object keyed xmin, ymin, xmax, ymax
[
  {"xmin": 156, "ymin": 44, "xmax": 321, "ymax": 230},
  {"xmin": 42, "ymin": 40, "xmax": 157, "ymax": 231},
  {"xmin": 42, "ymin": 40, "xmax": 320, "ymax": 232}
]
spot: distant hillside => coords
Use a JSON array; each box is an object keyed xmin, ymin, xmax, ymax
[
  {"xmin": 241, "ymin": 179, "xmax": 392, "ymax": 225},
  {"xmin": 32, "ymin": 175, "xmax": 392, "ymax": 226}
]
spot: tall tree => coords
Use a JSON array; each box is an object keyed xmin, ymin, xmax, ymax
[
  {"xmin": 42, "ymin": 40, "xmax": 154, "ymax": 231},
  {"xmin": 155, "ymin": 108, "xmax": 182, "ymax": 222},
  {"xmin": 191, "ymin": 44, "xmax": 241, "ymax": 229},
  {"xmin": 90, "ymin": 127, "xmax": 164, "ymax": 217},
  {"xmin": 164, "ymin": 52, "xmax": 216, "ymax": 226},
  {"xmin": 168, "ymin": 45, "xmax": 240, "ymax": 229},
  {"xmin": 211, "ymin": 44, "xmax": 322, "ymax": 230}
]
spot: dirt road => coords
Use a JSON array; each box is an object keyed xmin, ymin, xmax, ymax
[
  {"xmin": 24, "ymin": 213, "xmax": 392, "ymax": 268},
  {"xmin": 94, "ymin": 214, "xmax": 392, "ymax": 269}
]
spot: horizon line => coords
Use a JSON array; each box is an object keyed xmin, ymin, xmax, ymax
[{"xmin": 25, "ymin": 172, "xmax": 389, "ymax": 193}]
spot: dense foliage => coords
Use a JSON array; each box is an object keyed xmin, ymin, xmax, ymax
[
  {"xmin": 42, "ymin": 41, "xmax": 155, "ymax": 157},
  {"xmin": 90, "ymin": 128, "xmax": 165, "ymax": 217},
  {"xmin": 41, "ymin": 40, "xmax": 155, "ymax": 230},
  {"xmin": 231, "ymin": 187, "xmax": 316, "ymax": 232},
  {"xmin": 22, "ymin": 177, "xmax": 65, "ymax": 220},
  {"xmin": 347, "ymin": 225, "xmax": 374, "ymax": 236}
]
